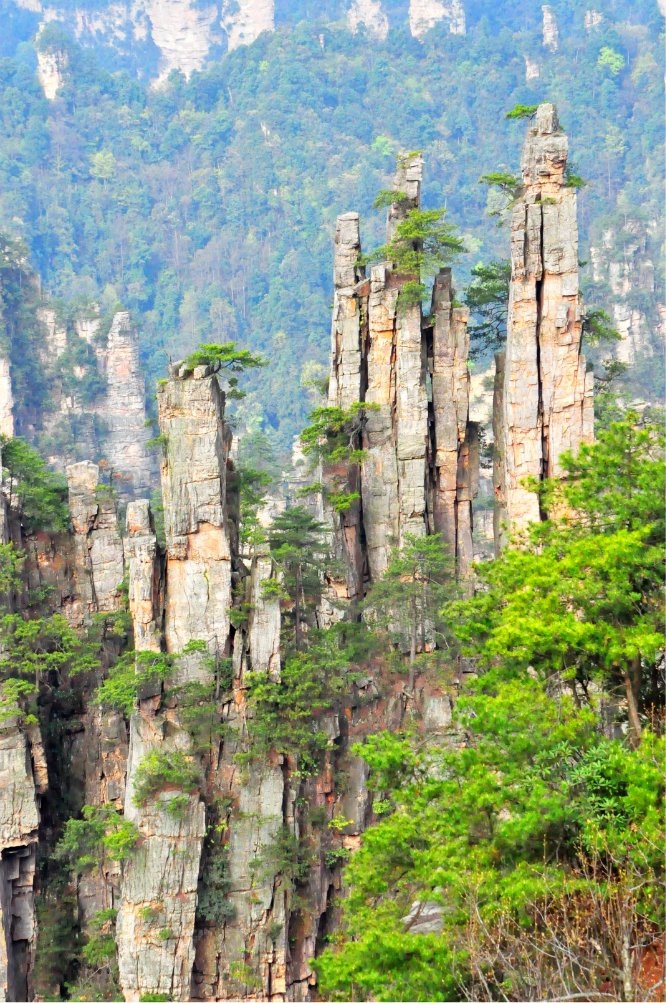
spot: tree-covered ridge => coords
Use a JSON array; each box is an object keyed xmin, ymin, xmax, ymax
[{"xmin": 0, "ymin": 2, "xmax": 662, "ymax": 454}]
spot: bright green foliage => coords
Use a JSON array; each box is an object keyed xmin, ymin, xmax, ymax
[
  {"xmin": 181, "ymin": 342, "xmax": 268, "ymax": 402},
  {"xmin": 300, "ymin": 402, "xmax": 379, "ymax": 466},
  {"xmin": 132, "ymin": 749, "xmax": 199, "ymax": 807},
  {"xmin": 316, "ymin": 414, "xmax": 665, "ymax": 1000},
  {"xmin": 244, "ymin": 624, "xmax": 363, "ymax": 765},
  {"xmin": 449, "ymin": 417, "xmax": 664, "ymax": 707},
  {"xmin": 184, "ymin": 341, "xmax": 267, "ymax": 374},
  {"xmin": 362, "ymin": 534, "xmax": 457, "ymax": 677},
  {"xmin": 175, "ymin": 679, "xmax": 227, "ymax": 754},
  {"xmin": 245, "ymin": 652, "xmax": 334, "ymax": 766},
  {"xmin": 0, "ymin": 612, "xmax": 100, "ymax": 717},
  {"xmin": 478, "ymin": 172, "xmax": 521, "ymax": 195},
  {"xmin": 1, "ymin": 437, "xmax": 69, "ymax": 533},
  {"xmin": 505, "ymin": 104, "xmax": 539, "ymax": 120},
  {"xmin": 81, "ymin": 909, "xmax": 118, "ymax": 967},
  {"xmin": 464, "ymin": 260, "xmax": 511, "ymax": 358},
  {"xmin": 94, "ymin": 649, "xmax": 175, "ymax": 717},
  {"xmin": 372, "ymin": 189, "xmax": 409, "ymax": 208},
  {"xmin": 315, "ymin": 679, "xmax": 664, "ymax": 1001},
  {"xmin": 56, "ymin": 805, "xmax": 140, "ymax": 873},
  {"xmin": 268, "ymin": 505, "xmax": 327, "ymax": 649},
  {"xmin": 598, "ymin": 46, "xmax": 626, "ymax": 75},
  {"xmin": 368, "ymin": 199, "xmax": 465, "ymax": 305}
]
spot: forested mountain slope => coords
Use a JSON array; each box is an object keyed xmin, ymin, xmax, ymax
[{"xmin": 0, "ymin": 0, "xmax": 663, "ymax": 458}]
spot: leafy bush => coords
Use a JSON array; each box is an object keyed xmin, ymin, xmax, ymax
[
  {"xmin": 56, "ymin": 805, "xmax": 139, "ymax": 873},
  {"xmin": 1, "ymin": 437, "xmax": 69, "ymax": 532},
  {"xmin": 132, "ymin": 749, "xmax": 199, "ymax": 808}
]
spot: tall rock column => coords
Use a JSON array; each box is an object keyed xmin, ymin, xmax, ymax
[
  {"xmin": 363, "ymin": 154, "xmax": 427, "ymax": 579},
  {"xmin": 429, "ymin": 267, "xmax": 477, "ymax": 569},
  {"xmin": 498, "ymin": 103, "xmax": 594, "ymax": 541},
  {"xmin": 126, "ymin": 499, "xmax": 163, "ymax": 652},
  {"xmin": 323, "ymin": 213, "xmax": 367, "ymax": 608},
  {"xmin": 117, "ymin": 365, "xmax": 233, "ymax": 1002},
  {"xmin": 97, "ymin": 312, "xmax": 156, "ymax": 494},
  {"xmin": 66, "ymin": 461, "xmax": 126, "ymax": 623},
  {"xmin": 0, "ymin": 718, "xmax": 46, "ymax": 1002}
]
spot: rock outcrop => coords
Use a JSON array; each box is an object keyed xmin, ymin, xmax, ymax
[
  {"xmin": 224, "ymin": 0, "xmax": 274, "ymax": 52},
  {"xmin": 347, "ymin": 0, "xmax": 389, "ymax": 41},
  {"xmin": 126, "ymin": 499, "xmax": 163, "ymax": 652},
  {"xmin": 0, "ymin": 720, "xmax": 44, "ymax": 1003},
  {"xmin": 96, "ymin": 312, "xmax": 156, "ymax": 494},
  {"xmin": 36, "ymin": 45, "xmax": 66, "ymax": 100},
  {"xmin": 409, "ymin": 0, "xmax": 466, "ymax": 39},
  {"xmin": 0, "ymin": 361, "xmax": 14, "ymax": 440},
  {"xmin": 494, "ymin": 103, "xmax": 594, "ymax": 543},
  {"xmin": 66, "ymin": 460, "xmax": 126, "ymax": 623},
  {"xmin": 118, "ymin": 365, "xmax": 234, "ymax": 1002},
  {"xmin": 542, "ymin": 4, "xmax": 559, "ymax": 51},
  {"xmin": 323, "ymin": 155, "xmax": 479, "ymax": 590}
]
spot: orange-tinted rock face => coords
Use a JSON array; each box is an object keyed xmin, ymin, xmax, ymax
[{"xmin": 497, "ymin": 103, "xmax": 594, "ymax": 543}]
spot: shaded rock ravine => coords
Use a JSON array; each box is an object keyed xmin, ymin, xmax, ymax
[{"xmin": 0, "ymin": 102, "xmax": 590, "ymax": 1001}]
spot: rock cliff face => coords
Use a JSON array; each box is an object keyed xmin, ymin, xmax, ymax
[
  {"xmin": 541, "ymin": 5, "xmax": 559, "ymax": 51},
  {"xmin": 347, "ymin": 0, "xmax": 389, "ymax": 40},
  {"xmin": 324, "ymin": 155, "xmax": 478, "ymax": 590},
  {"xmin": 18, "ymin": 0, "xmax": 276, "ymax": 83},
  {"xmin": 97, "ymin": 312, "xmax": 156, "ymax": 494},
  {"xmin": 408, "ymin": 0, "xmax": 466, "ymax": 39},
  {"xmin": 493, "ymin": 103, "xmax": 594, "ymax": 543}
]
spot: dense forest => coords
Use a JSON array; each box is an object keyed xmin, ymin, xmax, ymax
[{"xmin": 0, "ymin": 0, "xmax": 663, "ymax": 457}]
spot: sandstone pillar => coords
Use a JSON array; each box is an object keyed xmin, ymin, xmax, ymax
[
  {"xmin": 430, "ymin": 268, "xmax": 476, "ymax": 570},
  {"xmin": 498, "ymin": 103, "xmax": 594, "ymax": 543},
  {"xmin": 126, "ymin": 499, "xmax": 163, "ymax": 653},
  {"xmin": 97, "ymin": 312, "xmax": 156, "ymax": 495},
  {"xmin": 323, "ymin": 212, "xmax": 367, "ymax": 609},
  {"xmin": 66, "ymin": 461, "xmax": 125, "ymax": 622},
  {"xmin": 117, "ymin": 365, "xmax": 233, "ymax": 1002},
  {"xmin": 0, "ymin": 719, "xmax": 46, "ymax": 1001}
]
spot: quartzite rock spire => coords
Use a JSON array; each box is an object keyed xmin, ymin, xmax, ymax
[{"xmin": 494, "ymin": 103, "xmax": 594, "ymax": 547}]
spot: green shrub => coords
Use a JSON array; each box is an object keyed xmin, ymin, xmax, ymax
[
  {"xmin": 56, "ymin": 805, "xmax": 140, "ymax": 873},
  {"xmin": 132, "ymin": 749, "xmax": 199, "ymax": 808}
]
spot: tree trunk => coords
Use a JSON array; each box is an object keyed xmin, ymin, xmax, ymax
[
  {"xmin": 624, "ymin": 657, "xmax": 642, "ymax": 749},
  {"xmin": 409, "ymin": 594, "xmax": 417, "ymax": 691},
  {"xmin": 294, "ymin": 562, "xmax": 301, "ymax": 650}
]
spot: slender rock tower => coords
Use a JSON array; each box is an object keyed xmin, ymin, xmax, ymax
[
  {"xmin": 322, "ymin": 154, "xmax": 478, "ymax": 603},
  {"xmin": 496, "ymin": 103, "xmax": 594, "ymax": 543}
]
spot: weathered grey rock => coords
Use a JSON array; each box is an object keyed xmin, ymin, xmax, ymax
[
  {"xmin": 327, "ymin": 213, "xmax": 365, "ymax": 412},
  {"xmin": 66, "ymin": 461, "xmax": 125, "ymax": 619},
  {"xmin": 492, "ymin": 351, "xmax": 508, "ymax": 556},
  {"xmin": 401, "ymin": 898, "xmax": 444, "ymax": 935},
  {"xmin": 126, "ymin": 500, "xmax": 163, "ymax": 652},
  {"xmin": 156, "ymin": 371, "xmax": 232, "ymax": 658},
  {"xmin": 322, "ymin": 213, "xmax": 366, "ymax": 609},
  {"xmin": 0, "ymin": 722, "xmax": 44, "ymax": 1002},
  {"xmin": 497, "ymin": 103, "xmax": 594, "ymax": 542},
  {"xmin": 430, "ymin": 268, "xmax": 477, "ymax": 572},
  {"xmin": 347, "ymin": 0, "xmax": 389, "ymax": 40},
  {"xmin": 247, "ymin": 555, "xmax": 281, "ymax": 679},
  {"xmin": 409, "ymin": 0, "xmax": 466, "ymax": 38},
  {"xmin": 118, "ymin": 707, "xmax": 205, "ymax": 1003},
  {"xmin": 96, "ymin": 312, "xmax": 156, "ymax": 494}
]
